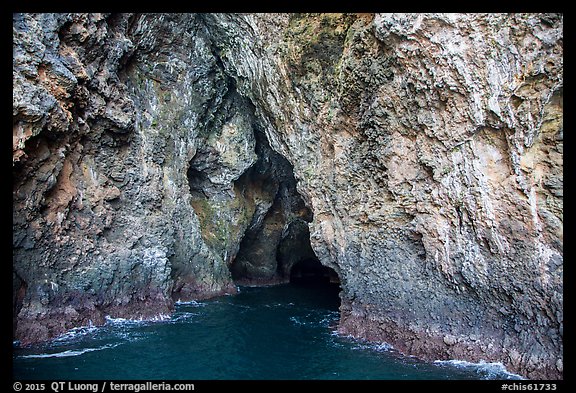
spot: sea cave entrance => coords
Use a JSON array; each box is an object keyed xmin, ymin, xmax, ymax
[
  {"xmin": 184, "ymin": 104, "xmax": 341, "ymax": 304},
  {"xmin": 289, "ymin": 257, "xmax": 340, "ymax": 285}
]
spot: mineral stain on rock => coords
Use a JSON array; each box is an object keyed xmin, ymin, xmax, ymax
[{"xmin": 12, "ymin": 13, "xmax": 562, "ymax": 379}]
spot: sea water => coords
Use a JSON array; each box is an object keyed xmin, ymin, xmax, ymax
[{"xmin": 13, "ymin": 284, "xmax": 523, "ymax": 380}]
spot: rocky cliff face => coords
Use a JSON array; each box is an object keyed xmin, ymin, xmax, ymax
[{"xmin": 13, "ymin": 13, "xmax": 562, "ymax": 379}]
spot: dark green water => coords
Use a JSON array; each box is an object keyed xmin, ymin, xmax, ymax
[{"xmin": 13, "ymin": 284, "xmax": 523, "ymax": 380}]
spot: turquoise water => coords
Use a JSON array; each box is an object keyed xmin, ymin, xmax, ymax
[{"xmin": 13, "ymin": 284, "xmax": 523, "ymax": 380}]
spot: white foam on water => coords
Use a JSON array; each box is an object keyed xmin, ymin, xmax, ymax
[
  {"xmin": 175, "ymin": 299, "xmax": 206, "ymax": 307},
  {"xmin": 319, "ymin": 311, "xmax": 339, "ymax": 326},
  {"xmin": 263, "ymin": 302, "xmax": 296, "ymax": 309},
  {"xmin": 330, "ymin": 331, "xmax": 360, "ymax": 341},
  {"xmin": 169, "ymin": 312, "xmax": 199, "ymax": 323},
  {"xmin": 351, "ymin": 341, "xmax": 394, "ymax": 352},
  {"xmin": 328, "ymin": 330, "xmax": 394, "ymax": 352},
  {"xmin": 51, "ymin": 323, "xmax": 100, "ymax": 343},
  {"xmin": 104, "ymin": 314, "xmax": 171, "ymax": 326},
  {"xmin": 289, "ymin": 316, "xmax": 306, "ymax": 326},
  {"xmin": 104, "ymin": 316, "xmax": 143, "ymax": 327},
  {"xmin": 151, "ymin": 314, "xmax": 171, "ymax": 321},
  {"xmin": 374, "ymin": 342, "xmax": 394, "ymax": 352},
  {"xmin": 434, "ymin": 359, "xmax": 525, "ymax": 380},
  {"xmin": 18, "ymin": 343, "xmax": 120, "ymax": 359}
]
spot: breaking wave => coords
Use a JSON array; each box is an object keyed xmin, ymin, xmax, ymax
[
  {"xmin": 18, "ymin": 343, "xmax": 120, "ymax": 359},
  {"xmin": 104, "ymin": 314, "xmax": 171, "ymax": 326},
  {"xmin": 174, "ymin": 299, "xmax": 206, "ymax": 307},
  {"xmin": 434, "ymin": 359, "xmax": 525, "ymax": 380},
  {"xmin": 52, "ymin": 324, "xmax": 99, "ymax": 342}
]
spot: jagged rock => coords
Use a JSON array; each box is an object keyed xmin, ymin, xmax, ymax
[
  {"xmin": 443, "ymin": 334, "xmax": 458, "ymax": 346},
  {"xmin": 12, "ymin": 13, "xmax": 562, "ymax": 380}
]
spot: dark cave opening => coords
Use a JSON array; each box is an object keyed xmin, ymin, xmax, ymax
[
  {"xmin": 289, "ymin": 257, "xmax": 340, "ymax": 286},
  {"xmin": 186, "ymin": 166, "xmax": 210, "ymax": 198},
  {"xmin": 180, "ymin": 68, "xmax": 341, "ymax": 301},
  {"xmin": 287, "ymin": 255, "xmax": 341, "ymax": 312},
  {"xmin": 184, "ymin": 133, "xmax": 342, "ymax": 307}
]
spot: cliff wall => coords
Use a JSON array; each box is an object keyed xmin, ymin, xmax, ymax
[{"xmin": 13, "ymin": 13, "xmax": 562, "ymax": 379}]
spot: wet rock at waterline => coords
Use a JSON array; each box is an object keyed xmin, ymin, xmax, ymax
[{"xmin": 13, "ymin": 13, "xmax": 562, "ymax": 379}]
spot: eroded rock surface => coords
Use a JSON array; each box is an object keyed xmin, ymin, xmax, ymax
[{"xmin": 13, "ymin": 13, "xmax": 562, "ymax": 379}]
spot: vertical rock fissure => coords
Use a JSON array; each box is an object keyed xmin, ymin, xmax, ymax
[
  {"xmin": 227, "ymin": 126, "xmax": 341, "ymax": 290},
  {"xmin": 13, "ymin": 13, "xmax": 561, "ymax": 380},
  {"xmin": 180, "ymin": 40, "xmax": 332, "ymax": 289},
  {"xmin": 182, "ymin": 20, "xmax": 339, "ymax": 290},
  {"xmin": 187, "ymin": 113, "xmax": 327, "ymax": 287}
]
